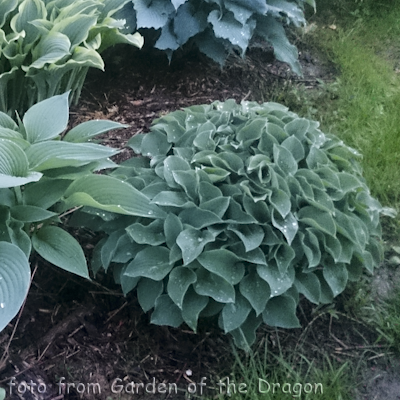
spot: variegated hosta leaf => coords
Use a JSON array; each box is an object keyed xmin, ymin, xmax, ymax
[{"xmin": 88, "ymin": 100, "xmax": 387, "ymax": 350}]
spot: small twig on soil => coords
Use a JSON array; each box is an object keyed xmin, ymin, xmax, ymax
[
  {"xmin": 58, "ymin": 206, "xmax": 82, "ymax": 219},
  {"xmin": 105, "ymin": 301, "xmax": 128, "ymax": 323}
]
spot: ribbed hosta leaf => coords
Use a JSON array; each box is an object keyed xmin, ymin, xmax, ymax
[
  {"xmin": 0, "ymin": 242, "xmax": 31, "ymax": 332},
  {"xmin": 63, "ymin": 120, "xmax": 129, "ymax": 143},
  {"xmin": 23, "ymin": 92, "xmax": 69, "ymax": 144},
  {"xmin": 63, "ymin": 175, "xmax": 166, "ymax": 218},
  {"xmin": 26, "ymin": 141, "xmax": 119, "ymax": 171},
  {"xmin": 29, "ymin": 32, "xmax": 71, "ymax": 69},
  {"xmin": 32, "ymin": 226, "xmax": 89, "ymax": 279}
]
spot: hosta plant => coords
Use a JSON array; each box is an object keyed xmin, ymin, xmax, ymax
[
  {"xmin": 0, "ymin": 0, "xmax": 143, "ymax": 117},
  {"xmin": 68, "ymin": 100, "xmax": 388, "ymax": 350},
  {"xmin": 0, "ymin": 91, "xmax": 129, "ymax": 332},
  {"xmin": 115, "ymin": 0, "xmax": 315, "ymax": 74}
]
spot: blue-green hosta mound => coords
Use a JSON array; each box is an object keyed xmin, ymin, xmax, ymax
[{"xmin": 78, "ymin": 100, "xmax": 385, "ymax": 349}]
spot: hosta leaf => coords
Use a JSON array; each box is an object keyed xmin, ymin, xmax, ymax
[
  {"xmin": 197, "ymin": 249, "xmax": 244, "ymax": 285},
  {"xmin": 337, "ymin": 172, "xmax": 362, "ymax": 193},
  {"xmin": 208, "ymin": 9, "xmax": 255, "ymax": 55},
  {"xmin": 167, "ymin": 266, "xmax": 197, "ymax": 308},
  {"xmin": 173, "ymin": 2, "xmax": 207, "ymax": 45},
  {"xmin": 151, "ymin": 191, "xmax": 193, "ymax": 208},
  {"xmin": 164, "ymin": 213, "xmax": 183, "ymax": 249},
  {"xmin": 301, "ymin": 230, "xmax": 321, "ymax": 268},
  {"xmin": 23, "ymin": 178, "xmax": 71, "ymax": 209},
  {"xmin": 236, "ymin": 118, "xmax": 266, "ymax": 144},
  {"xmin": 274, "ymin": 243, "xmax": 295, "ymax": 274},
  {"xmin": 23, "ymin": 92, "xmax": 69, "ymax": 144},
  {"xmin": 256, "ymin": 16, "xmax": 302, "ymax": 76},
  {"xmin": 270, "ymin": 188, "xmax": 291, "ymax": 218},
  {"xmin": 263, "ymin": 295, "xmax": 300, "ymax": 328},
  {"xmin": 137, "ymin": 278, "xmax": 163, "ymax": 312},
  {"xmin": 195, "ymin": 30, "xmax": 227, "ymax": 66},
  {"xmin": 194, "ymin": 267, "xmax": 235, "ymax": 303},
  {"xmin": 322, "ymin": 259, "xmax": 348, "ymax": 296},
  {"xmin": 53, "ymin": 14, "xmax": 97, "ymax": 49},
  {"xmin": 221, "ymin": 292, "xmax": 252, "ymax": 333},
  {"xmin": 225, "ymin": 0, "xmax": 253, "ymax": 24},
  {"xmin": 26, "ymin": 141, "xmax": 119, "ymax": 171},
  {"xmin": 134, "ymin": 0, "xmax": 174, "ymax": 29},
  {"xmin": 10, "ymin": 205, "xmax": 57, "ymax": 222},
  {"xmin": 181, "ymin": 287, "xmax": 208, "ymax": 332},
  {"xmin": 32, "ymin": 226, "xmax": 89, "ymax": 279},
  {"xmin": 0, "ymin": 111, "xmax": 18, "ymax": 131},
  {"xmin": 308, "ymin": 187, "xmax": 335, "ymax": 213},
  {"xmin": 271, "ymin": 210, "xmax": 298, "ymax": 245},
  {"xmin": 227, "ymin": 224, "xmax": 264, "ymax": 252},
  {"xmin": 239, "ymin": 271, "xmax": 270, "ymax": 316},
  {"xmin": 0, "ymin": 0, "xmax": 18, "ymax": 28},
  {"xmin": 29, "ymin": 32, "xmax": 71, "ymax": 69},
  {"xmin": 126, "ymin": 220, "xmax": 165, "ymax": 246},
  {"xmin": 297, "ymin": 206, "xmax": 336, "ymax": 237},
  {"xmin": 162, "ymin": 155, "xmax": 190, "ymax": 187},
  {"xmin": 8, "ymin": 220, "xmax": 31, "ymax": 258},
  {"xmin": 63, "ymin": 120, "xmax": 129, "ymax": 143},
  {"xmin": 200, "ymin": 197, "xmax": 230, "ymax": 217},
  {"xmin": 281, "ymin": 135, "xmax": 305, "ymax": 162},
  {"xmin": 63, "ymin": 175, "xmax": 166, "ymax": 219},
  {"xmin": 179, "ymin": 207, "xmax": 222, "ymax": 229},
  {"xmin": 294, "ymin": 272, "xmax": 321, "ymax": 304},
  {"xmin": 151, "ymin": 294, "xmax": 184, "ymax": 328},
  {"xmin": 177, "ymin": 228, "xmax": 215, "ymax": 265},
  {"xmin": 100, "ymin": 229, "xmax": 125, "ymax": 271},
  {"xmin": 10, "ymin": 0, "xmax": 46, "ymax": 44},
  {"xmin": 230, "ymin": 312, "xmax": 262, "ymax": 351},
  {"xmin": 273, "ymin": 143, "xmax": 297, "ymax": 175},
  {"xmin": 0, "ymin": 242, "xmax": 31, "ymax": 332},
  {"xmin": 119, "ymin": 269, "xmax": 139, "ymax": 296},
  {"xmin": 0, "ymin": 139, "xmax": 28, "ymax": 176},
  {"xmin": 172, "ymin": 170, "xmax": 198, "ymax": 198},
  {"xmin": 124, "ymin": 247, "xmax": 172, "ymax": 280},
  {"xmin": 257, "ymin": 263, "xmax": 295, "ymax": 297},
  {"xmin": 140, "ymin": 130, "xmax": 171, "ymax": 157},
  {"xmin": 267, "ymin": 0, "xmax": 305, "ymax": 27},
  {"xmin": 0, "ymin": 139, "xmax": 42, "ymax": 188},
  {"xmin": 172, "ymin": 0, "xmax": 187, "ymax": 9}
]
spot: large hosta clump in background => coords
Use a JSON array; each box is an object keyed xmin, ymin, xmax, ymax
[
  {"xmin": 0, "ymin": 0, "xmax": 143, "ymax": 117},
  {"xmin": 116, "ymin": 0, "xmax": 315, "ymax": 75},
  {"xmin": 73, "ymin": 100, "xmax": 385, "ymax": 349}
]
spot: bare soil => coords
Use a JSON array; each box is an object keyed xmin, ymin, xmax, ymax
[{"xmin": 0, "ymin": 42, "xmax": 398, "ymax": 400}]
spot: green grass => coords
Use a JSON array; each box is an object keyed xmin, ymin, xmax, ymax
[
  {"xmin": 294, "ymin": 1, "xmax": 400, "ymax": 208},
  {"xmin": 210, "ymin": 340, "xmax": 354, "ymax": 400}
]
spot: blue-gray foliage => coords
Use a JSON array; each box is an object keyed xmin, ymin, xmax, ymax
[
  {"xmin": 116, "ymin": 0, "xmax": 316, "ymax": 75},
  {"xmin": 71, "ymin": 100, "xmax": 388, "ymax": 350}
]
